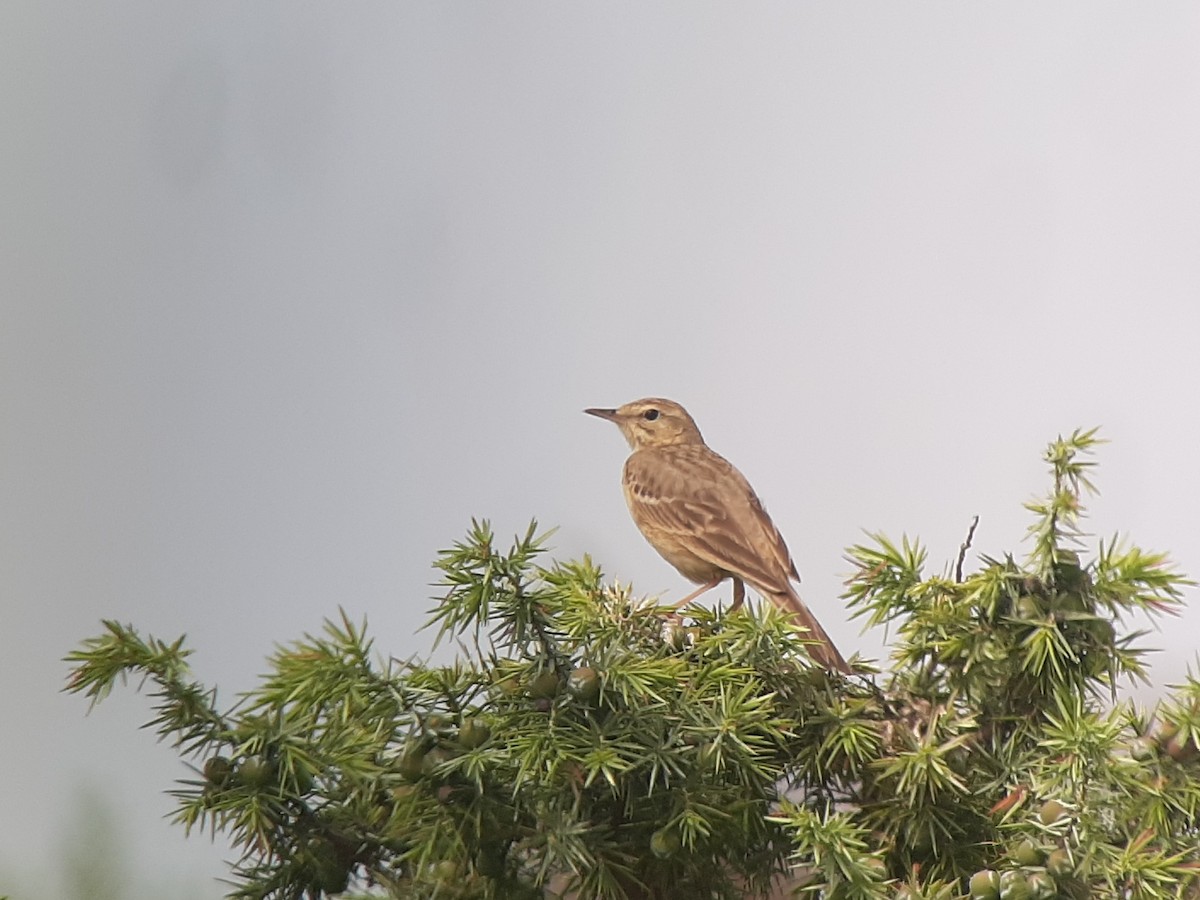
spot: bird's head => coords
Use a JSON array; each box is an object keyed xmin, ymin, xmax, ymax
[{"xmin": 584, "ymin": 398, "xmax": 705, "ymax": 450}]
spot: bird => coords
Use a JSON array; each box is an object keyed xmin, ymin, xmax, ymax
[{"xmin": 584, "ymin": 398, "xmax": 849, "ymax": 673}]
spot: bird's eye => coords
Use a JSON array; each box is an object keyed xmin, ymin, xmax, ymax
[{"xmin": 643, "ymin": 409, "xmax": 659, "ymax": 421}]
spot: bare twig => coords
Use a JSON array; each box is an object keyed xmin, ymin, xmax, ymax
[{"xmin": 955, "ymin": 515, "xmax": 980, "ymax": 582}]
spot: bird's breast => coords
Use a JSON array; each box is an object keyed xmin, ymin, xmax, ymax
[
  {"xmin": 620, "ymin": 454, "xmax": 727, "ymax": 585},
  {"xmin": 630, "ymin": 517, "xmax": 726, "ymax": 584}
]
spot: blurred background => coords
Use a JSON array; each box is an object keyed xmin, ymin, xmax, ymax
[{"xmin": 3, "ymin": 4, "xmax": 1200, "ymax": 896}]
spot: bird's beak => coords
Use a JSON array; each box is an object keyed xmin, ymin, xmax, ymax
[{"xmin": 584, "ymin": 407, "xmax": 619, "ymax": 422}]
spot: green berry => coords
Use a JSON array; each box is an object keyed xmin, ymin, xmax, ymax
[
  {"xmin": 649, "ymin": 828, "xmax": 681, "ymax": 859},
  {"xmin": 431, "ymin": 859, "xmax": 459, "ymax": 885},
  {"xmin": 397, "ymin": 748, "xmax": 426, "ymax": 782},
  {"xmin": 969, "ymin": 869, "xmax": 1000, "ymax": 900},
  {"xmin": 1026, "ymin": 871, "xmax": 1055, "ymax": 899},
  {"xmin": 1129, "ymin": 736, "xmax": 1157, "ymax": 761},
  {"xmin": 527, "ymin": 671, "xmax": 560, "ymax": 699},
  {"xmin": 1045, "ymin": 848, "xmax": 1072, "ymax": 879},
  {"xmin": 999, "ymin": 870, "xmax": 1032, "ymax": 900},
  {"xmin": 1038, "ymin": 800, "xmax": 1067, "ymax": 826},
  {"xmin": 1014, "ymin": 596, "xmax": 1043, "ymax": 620},
  {"xmin": 567, "ymin": 666, "xmax": 602, "ymax": 703},
  {"xmin": 289, "ymin": 761, "xmax": 315, "ymax": 794},
  {"xmin": 458, "ymin": 717, "xmax": 491, "ymax": 749},
  {"xmin": 237, "ymin": 755, "xmax": 274, "ymax": 788},
  {"xmin": 492, "ymin": 676, "xmax": 521, "ymax": 697},
  {"xmin": 202, "ymin": 755, "xmax": 233, "ymax": 786},
  {"xmin": 1014, "ymin": 839, "xmax": 1045, "ymax": 867},
  {"xmin": 420, "ymin": 746, "xmax": 451, "ymax": 777}
]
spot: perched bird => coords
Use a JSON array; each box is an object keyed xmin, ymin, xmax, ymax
[{"xmin": 585, "ymin": 398, "xmax": 849, "ymax": 673}]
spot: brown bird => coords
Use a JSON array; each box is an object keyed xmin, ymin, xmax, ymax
[{"xmin": 585, "ymin": 398, "xmax": 849, "ymax": 673}]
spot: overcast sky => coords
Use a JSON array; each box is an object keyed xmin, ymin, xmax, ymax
[{"xmin": 4, "ymin": 4, "xmax": 1200, "ymax": 896}]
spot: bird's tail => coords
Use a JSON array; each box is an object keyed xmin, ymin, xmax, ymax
[{"xmin": 774, "ymin": 585, "xmax": 851, "ymax": 674}]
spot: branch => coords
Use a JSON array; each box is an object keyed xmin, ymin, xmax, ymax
[{"xmin": 955, "ymin": 516, "xmax": 980, "ymax": 583}]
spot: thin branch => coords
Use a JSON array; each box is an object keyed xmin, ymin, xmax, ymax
[{"xmin": 955, "ymin": 516, "xmax": 980, "ymax": 583}]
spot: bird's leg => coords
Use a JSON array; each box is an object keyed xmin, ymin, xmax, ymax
[
  {"xmin": 668, "ymin": 576, "xmax": 724, "ymax": 615},
  {"xmin": 728, "ymin": 578, "xmax": 746, "ymax": 613}
]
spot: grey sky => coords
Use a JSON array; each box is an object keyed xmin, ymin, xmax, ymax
[{"xmin": 3, "ymin": 4, "xmax": 1200, "ymax": 895}]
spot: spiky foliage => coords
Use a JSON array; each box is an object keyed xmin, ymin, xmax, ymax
[
  {"xmin": 65, "ymin": 432, "xmax": 1200, "ymax": 899},
  {"xmin": 834, "ymin": 428, "xmax": 1199, "ymax": 899}
]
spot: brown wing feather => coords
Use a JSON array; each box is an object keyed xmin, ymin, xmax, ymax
[
  {"xmin": 695, "ymin": 470, "xmax": 800, "ymax": 592},
  {"xmin": 624, "ymin": 445, "xmax": 797, "ymax": 594}
]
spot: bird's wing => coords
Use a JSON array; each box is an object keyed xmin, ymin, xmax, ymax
[{"xmin": 624, "ymin": 446, "xmax": 798, "ymax": 595}]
